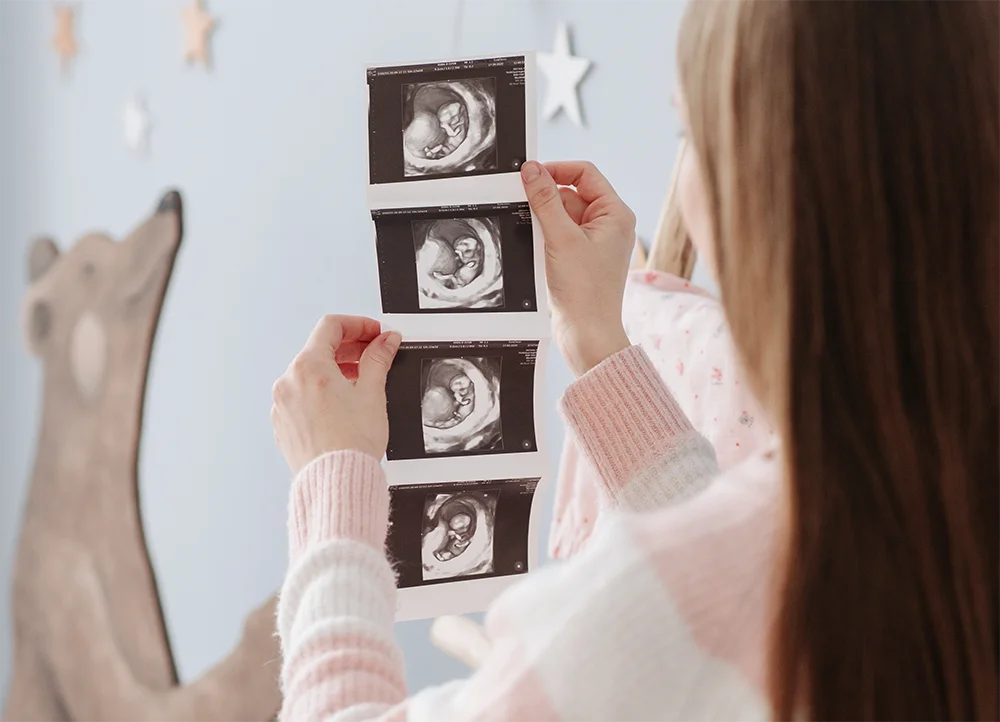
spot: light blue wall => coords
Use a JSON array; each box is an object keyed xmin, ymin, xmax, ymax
[{"xmin": 0, "ymin": 0, "xmax": 699, "ymax": 703}]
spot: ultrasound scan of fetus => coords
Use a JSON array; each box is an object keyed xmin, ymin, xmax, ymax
[
  {"xmin": 413, "ymin": 216, "xmax": 504, "ymax": 310},
  {"xmin": 402, "ymin": 78, "xmax": 497, "ymax": 177},
  {"xmin": 420, "ymin": 357, "xmax": 502, "ymax": 455},
  {"xmin": 421, "ymin": 490, "xmax": 498, "ymax": 581}
]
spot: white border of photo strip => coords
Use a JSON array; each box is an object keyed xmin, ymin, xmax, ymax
[{"xmin": 365, "ymin": 52, "xmax": 551, "ymax": 620}]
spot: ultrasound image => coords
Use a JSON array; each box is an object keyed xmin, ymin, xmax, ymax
[
  {"xmin": 386, "ymin": 478, "xmax": 537, "ymax": 590},
  {"xmin": 385, "ymin": 341, "xmax": 537, "ymax": 461},
  {"xmin": 402, "ymin": 79, "xmax": 497, "ymax": 177},
  {"xmin": 421, "ymin": 490, "xmax": 498, "ymax": 581},
  {"xmin": 420, "ymin": 357, "xmax": 502, "ymax": 455},
  {"xmin": 413, "ymin": 216, "xmax": 504, "ymax": 310}
]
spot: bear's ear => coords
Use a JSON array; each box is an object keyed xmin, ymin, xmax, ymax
[
  {"xmin": 28, "ymin": 237, "xmax": 60, "ymax": 282},
  {"xmin": 155, "ymin": 189, "xmax": 184, "ymax": 242},
  {"xmin": 156, "ymin": 189, "xmax": 182, "ymax": 215}
]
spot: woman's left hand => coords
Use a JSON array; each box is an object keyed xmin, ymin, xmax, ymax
[{"xmin": 271, "ymin": 315, "xmax": 401, "ymax": 474}]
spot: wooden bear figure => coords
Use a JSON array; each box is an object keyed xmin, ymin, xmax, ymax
[{"xmin": 4, "ymin": 191, "xmax": 282, "ymax": 722}]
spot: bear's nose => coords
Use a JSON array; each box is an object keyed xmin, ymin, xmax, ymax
[{"xmin": 156, "ymin": 189, "xmax": 182, "ymax": 215}]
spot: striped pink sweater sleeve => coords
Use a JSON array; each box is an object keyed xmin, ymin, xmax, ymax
[{"xmin": 276, "ymin": 346, "xmax": 778, "ymax": 721}]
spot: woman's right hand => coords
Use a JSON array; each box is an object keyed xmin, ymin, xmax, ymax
[{"xmin": 520, "ymin": 160, "xmax": 635, "ymax": 377}]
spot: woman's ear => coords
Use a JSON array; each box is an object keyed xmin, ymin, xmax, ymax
[{"xmin": 28, "ymin": 236, "xmax": 60, "ymax": 282}]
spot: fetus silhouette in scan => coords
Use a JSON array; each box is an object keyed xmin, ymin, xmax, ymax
[
  {"xmin": 402, "ymin": 79, "xmax": 497, "ymax": 177},
  {"xmin": 421, "ymin": 491, "xmax": 498, "ymax": 581},
  {"xmin": 420, "ymin": 357, "xmax": 502, "ymax": 454},
  {"xmin": 412, "ymin": 217, "xmax": 504, "ymax": 310}
]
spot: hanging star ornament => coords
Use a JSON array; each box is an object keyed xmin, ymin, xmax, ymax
[
  {"xmin": 123, "ymin": 95, "xmax": 152, "ymax": 154},
  {"xmin": 181, "ymin": 0, "xmax": 216, "ymax": 69},
  {"xmin": 51, "ymin": 4, "xmax": 78, "ymax": 75},
  {"xmin": 538, "ymin": 22, "xmax": 592, "ymax": 127}
]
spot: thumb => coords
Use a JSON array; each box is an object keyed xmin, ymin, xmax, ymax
[
  {"xmin": 358, "ymin": 331, "xmax": 401, "ymax": 389},
  {"xmin": 521, "ymin": 161, "xmax": 576, "ymax": 239}
]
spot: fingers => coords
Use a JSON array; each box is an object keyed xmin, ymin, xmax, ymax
[
  {"xmin": 337, "ymin": 339, "xmax": 379, "ymax": 380},
  {"xmin": 520, "ymin": 161, "xmax": 578, "ymax": 238},
  {"xmin": 304, "ymin": 315, "xmax": 381, "ymax": 357},
  {"xmin": 277, "ymin": 317, "xmax": 394, "ymax": 402},
  {"xmin": 335, "ymin": 340, "xmax": 367, "ymax": 364},
  {"xmin": 558, "ymin": 186, "xmax": 588, "ymax": 225},
  {"xmin": 273, "ymin": 345, "xmax": 348, "ymax": 408},
  {"xmin": 544, "ymin": 161, "xmax": 620, "ymax": 204},
  {"xmin": 338, "ymin": 362, "xmax": 360, "ymax": 381},
  {"xmin": 358, "ymin": 331, "xmax": 402, "ymax": 390}
]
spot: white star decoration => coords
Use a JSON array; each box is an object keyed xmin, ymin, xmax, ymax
[
  {"xmin": 538, "ymin": 22, "xmax": 591, "ymax": 127},
  {"xmin": 123, "ymin": 95, "xmax": 151, "ymax": 154}
]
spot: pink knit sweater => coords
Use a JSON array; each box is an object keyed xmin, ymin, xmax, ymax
[
  {"xmin": 277, "ymin": 343, "xmax": 785, "ymax": 720},
  {"xmin": 549, "ymin": 270, "xmax": 776, "ymax": 558}
]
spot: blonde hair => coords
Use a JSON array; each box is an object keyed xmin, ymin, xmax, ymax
[{"xmin": 646, "ymin": 141, "xmax": 697, "ymax": 280}]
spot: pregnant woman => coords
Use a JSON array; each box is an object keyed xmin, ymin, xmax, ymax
[{"xmin": 270, "ymin": 2, "xmax": 997, "ymax": 719}]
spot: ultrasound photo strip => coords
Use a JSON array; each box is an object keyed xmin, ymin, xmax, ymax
[{"xmin": 364, "ymin": 53, "xmax": 547, "ymax": 621}]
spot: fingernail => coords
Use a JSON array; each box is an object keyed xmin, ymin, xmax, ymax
[
  {"xmin": 385, "ymin": 331, "xmax": 402, "ymax": 353},
  {"xmin": 521, "ymin": 161, "xmax": 541, "ymax": 181}
]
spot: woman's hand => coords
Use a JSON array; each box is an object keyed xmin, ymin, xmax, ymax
[
  {"xmin": 520, "ymin": 160, "xmax": 635, "ymax": 377},
  {"xmin": 271, "ymin": 315, "xmax": 401, "ymax": 475}
]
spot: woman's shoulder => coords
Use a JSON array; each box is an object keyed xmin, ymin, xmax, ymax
[
  {"xmin": 623, "ymin": 270, "xmax": 777, "ymax": 468},
  {"xmin": 624, "ymin": 270, "xmax": 721, "ymax": 323},
  {"xmin": 627, "ymin": 269, "xmax": 718, "ymax": 299},
  {"xmin": 623, "ymin": 269, "xmax": 726, "ymax": 346}
]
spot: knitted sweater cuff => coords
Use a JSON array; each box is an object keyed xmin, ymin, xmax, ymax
[
  {"xmin": 560, "ymin": 345, "xmax": 700, "ymax": 495},
  {"xmin": 287, "ymin": 450, "xmax": 389, "ymax": 564}
]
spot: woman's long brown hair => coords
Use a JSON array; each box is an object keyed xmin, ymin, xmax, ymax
[{"xmin": 678, "ymin": 1, "xmax": 999, "ymax": 719}]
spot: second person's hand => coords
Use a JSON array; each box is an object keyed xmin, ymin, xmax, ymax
[{"xmin": 520, "ymin": 160, "xmax": 635, "ymax": 377}]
